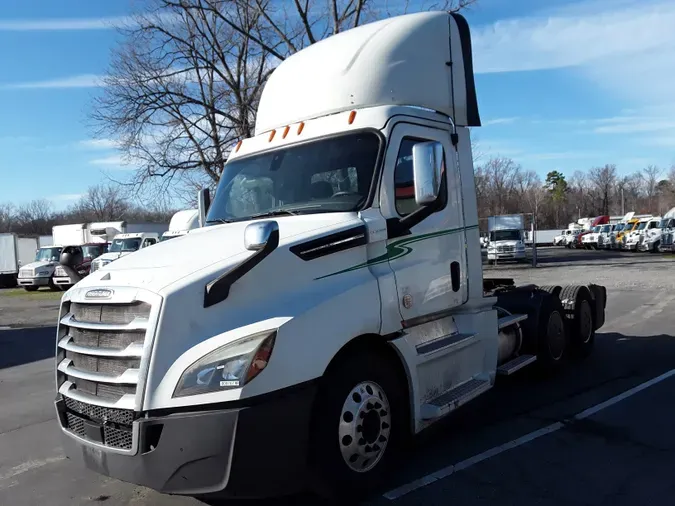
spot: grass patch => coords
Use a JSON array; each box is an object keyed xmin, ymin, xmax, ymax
[{"xmin": 0, "ymin": 287, "xmax": 64, "ymax": 300}]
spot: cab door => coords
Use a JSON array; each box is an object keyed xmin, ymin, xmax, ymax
[{"xmin": 380, "ymin": 122, "xmax": 468, "ymax": 324}]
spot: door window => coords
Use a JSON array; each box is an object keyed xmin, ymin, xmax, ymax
[{"xmin": 394, "ymin": 137, "xmax": 445, "ymax": 216}]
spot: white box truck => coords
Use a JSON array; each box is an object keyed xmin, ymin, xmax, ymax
[
  {"xmin": 0, "ymin": 233, "xmax": 39, "ymax": 288},
  {"xmin": 486, "ymin": 214, "xmax": 527, "ymax": 263},
  {"xmin": 53, "ymin": 12, "xmax": 608, "ymax": 502}
]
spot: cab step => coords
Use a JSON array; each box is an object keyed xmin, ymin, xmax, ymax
[
  {"xmin": 496, "ymin": 354, "xmax": 537, "ymax": 375},
  {"xmin": 498, "ymin": 313, "xmax": 528, "ymax": 329},
  {"xmin": 420, "ymin": 378, "xmax": 491, "ymax": 420}
]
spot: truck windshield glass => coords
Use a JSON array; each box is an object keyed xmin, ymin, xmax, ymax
[
  {"xmin": 593, "ymin": 226, "xmax": 601, "ymax": 232},
  {"xmin": 637, "ymin": 222, "xmax": 647, "ymax": 230},
  {"xmin": 601, "ymin": 225, "xmax": 611, "ymax": 232},
  {"xmin": 35, "ymin": 247, "xmax": 62, "ymax": 262},
  {"xmin": 110, "ymin": 238, "xmax": 142, "ymax": 252},
  {"xmin": 82, "ymin": 245, "xmax": 105, "ymax": 258},
  {"xmin": 490, "ymin": 230, "xmax": 521, "ymax": 241},
  {"xmin": 660, "ymin": 219, "xmax": 671, "ymax": 228},
  {"xmin": 206, "ymin": 132, "xmax": 380, "ymax": 223}
]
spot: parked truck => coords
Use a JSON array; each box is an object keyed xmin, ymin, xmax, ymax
[
  {"xmin": 160, "ymin": 209, "xmax": 199, "ymax": 241},
  {"xmin": 18, "ymin": 224, "xmax": 90, "ymax": 291},
  {"xmin": 0, "ymin": 234, "xmax": 39, "ymax": 288},
  {"xmin": 53, "ymin": 12, "xmax": 608, "ymax": 502},
  {"xmin": 89, "ymin": 232, "xmax": 161, "ymax": 273},
  {"xmin": 486, "ymin": 214, "xmax": 527, "ymax": 263}
]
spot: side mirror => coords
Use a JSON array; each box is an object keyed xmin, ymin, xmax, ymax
[
  {"xmin": 412, "ymin": 141, "xmax": 444, "ymax": 206},
  {"xmin": 244, "ymin": 220, "xmax": 279, "ymax": 251},
  {"xmin": 197, "ymin": 188, "xmax": 211, "ymax": 228}
]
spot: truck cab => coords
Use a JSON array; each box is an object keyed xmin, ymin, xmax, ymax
[
  {"xmin": 90, "ymin": 232, "xmax": 159, "ymax": 272},
  {"xmin": 17, "ymin": 245, "xmax": 63, "ymax": 291},
  {"xmin": 637, "ymin": 216, "xmax": 662, "ymax": 252},
  {"xmin": 53, "ymin": 12, "xmax": 607, "ymax": 502},
  {"xmin": 486, "ymin": 215, "xmax": 527, "ymax": 263},
  {"xmin": 623, "ymin": 217, "xmax": 652, "ymax": 251},
  {"xmin": 581, "ymin": 225, "xmax": 602, "ymax": 249}
]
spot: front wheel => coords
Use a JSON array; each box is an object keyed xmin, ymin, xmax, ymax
[{"xmin": 309, "ymin": 350, "xmax": 408, "ymax": 500}]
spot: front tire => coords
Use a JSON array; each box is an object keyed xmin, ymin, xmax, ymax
[{"xmin": 309, "ymin": 350, "xmax": 408, "ymax": 501}]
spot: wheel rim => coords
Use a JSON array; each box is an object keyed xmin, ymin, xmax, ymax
[
  {"xmin": 578, "ymin": 300, "xmax": 593, "ymax": 344},
  {"xmin": 338, "ymin": 381, "xmax": 391, "ymax": 473},
  {"xmin": 547, "ymin": 310, "xmax": 565, "ymax": 360}
]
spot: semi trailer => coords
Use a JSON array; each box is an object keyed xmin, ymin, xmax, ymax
[{"xmin": 54, "ymin": 11, "xmax": 608, "ymax": 502}]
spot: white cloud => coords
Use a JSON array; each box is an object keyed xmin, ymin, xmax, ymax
[
  {"xmin": 483, "ymin": 117, "xmax": 519, "ymax": 126},
  {"xmin": 51, "ymin": 193, "xmax": 84, "ymax": 201},
  {"xmin": 78, "ymin": 139, "xmax": 120, "ymax": 149},
  {"xmin": 472, "ymin": 0, "xmax": 675, "ymax": 107},
  {"xmin": 0, "ymin": 16, "xmax": 133, "ymax": 31},
  {"xmin": 2, "ymin": 74, "xmax": 104, "ymax": 89},
  {"xmin": 89, "ymin": 155, "xmax": 137, "ymax": 170}
]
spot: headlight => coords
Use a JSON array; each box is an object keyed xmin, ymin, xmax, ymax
[{"xmin": 173, "ymin": 330, "xmax": 276, "ymax": 397}]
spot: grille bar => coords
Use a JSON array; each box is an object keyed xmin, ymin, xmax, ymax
[
  {"xmin": 60, "ymin": 312, "xmax": 148, "ymax": 331},
  {"xmin": 58, "ymin": 359, "xmax": 139, "ymax": 384},
  {"xmin": 58, "ymin": 336, "xmax": 144, "ymax": 358},
  {"xmin": 59, "ymin": 381, "xmax": 136, "ymax": 410}
]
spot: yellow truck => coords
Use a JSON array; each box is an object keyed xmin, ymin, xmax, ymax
[{"xmin": 617, "ymin": 218, "xmax": 639, "ymax": 250}]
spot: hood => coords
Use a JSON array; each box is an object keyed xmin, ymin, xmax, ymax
[
  {"xmin": 21, "ymin": 260, "xmax": 57, "ymax": 271},
  {"xmin": 76, "ymin": 213, "xmax": 359, "ymax": 293},
  {"xmin": 97, "ymin": 251, "xmax": 125, "ymax": 261}
]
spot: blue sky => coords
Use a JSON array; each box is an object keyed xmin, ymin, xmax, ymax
[{"xmin": 1, "ymin": 0, "xmax": 674, "ymax": 209}]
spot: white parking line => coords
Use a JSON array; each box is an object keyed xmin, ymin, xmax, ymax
[{"xmin": 383, "ymin": 368, "xmax": 675, "ymax": 501}]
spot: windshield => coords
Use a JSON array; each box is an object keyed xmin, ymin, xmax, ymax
[
  {"xmin": 593, "ymin": 226, "xmax": 601, "ymax": 233},
  {"xmin": 206, "ymin": 132, "xmax": 380, "ymax": 223},
  {"xmin": 614, "ymin": 224, "xmax": 624, "ymax": 232},
  {"xmin": 601, "ymin": 225, "xmax": 611, "ymax": 233},
  {"xmin": 660, "ymin": 219, "xmax": 672, "ymax": 228},
  {"xmin": 637, "ymin": 222, "xmax": 647, "ymax": 231},
  {"xmin": 109, "ymin": 238, "xmax": 142, "ymax": 252},
  {"xmin": 35, "ymin": 247, "xmax": 62, "ymax": 262},
  {"xmin": 490, "ymin": 230, "xmax": 521, "ymax": 242},
  {"xmin": 82, "ymin": 245, "xmax": 105, "ymax": 258}
]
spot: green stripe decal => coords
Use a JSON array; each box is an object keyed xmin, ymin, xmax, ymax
[{"xmin": 316, "ymin": 224, "xmax": 479, "ymax": 280}]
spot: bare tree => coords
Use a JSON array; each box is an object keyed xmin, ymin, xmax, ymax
[
  {"xmin": 92, "ymin": 0, "xmax": 478, "ymax": 199},
  {"xmin": 0, "ymin": 203, "xmax": 14, "ymax": 233},
  {"xmin": 643, "ymin": 165, "xmax": 662, "ymax": 212},
  {"xmin": 588, "ymin": 164, "xmax": 616, "ymax": 216},
  {"xmin": 73, "ymin": 184, "xmax": 132, "ymax": 221},
  {"xmin": 15, "ymin": 199, "xmax": 53, "ymax": 234}
]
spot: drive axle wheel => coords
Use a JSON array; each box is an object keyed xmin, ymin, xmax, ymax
[
  {"xmin": 560, "ymin": 286, "xmax": 595, "ymax": 359},
  {"xmin": 536, "ymin": 293, "xmax": 568, "ymax": 373},
  {"xmin": 310, "ymin": 350, "xmax": 407, "ymax": 501}
]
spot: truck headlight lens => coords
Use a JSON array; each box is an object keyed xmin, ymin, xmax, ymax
[{"xmin": 173, "ymin": 330, "xmax": 276, "ymax": 397}]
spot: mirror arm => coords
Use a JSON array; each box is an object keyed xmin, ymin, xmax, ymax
[
  {"xmin": 387, "ymin": 176, "xmax": 448, "ymax": 239},
  {"xmin": 203, "ymin": 228, "xmax": 279, "ymax": 308}
]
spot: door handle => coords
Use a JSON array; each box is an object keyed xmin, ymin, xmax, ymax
[{"xmin": 450, "ymin": 261, "xmax": 460, "ymax": 292}]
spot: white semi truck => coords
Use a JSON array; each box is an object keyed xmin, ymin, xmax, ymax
[
  {"xmin": 160, "ymin": 209, "xmax": 199, "ymax": 241},
  {"xmin": 89, "ymin": 232, "xmax": 160, "ymax": 273},
  {"xmin": 486, "ymin": 214, "xmax": 527, "ymax": 263},
  {"xmin": 54, "ymin": 12, "xmax": 608, "ymax": 501}
]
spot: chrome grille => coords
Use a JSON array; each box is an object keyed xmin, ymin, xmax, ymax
[
  {"xmin": 64, "ymin": 396, "xmax": 134, "ymax": 425},
  {"xmin": 497, "ymin": 245, "xmax": 515, "ymax": 253}
]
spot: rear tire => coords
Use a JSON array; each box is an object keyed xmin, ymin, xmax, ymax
[
  {"xmin": 536, "ymin": 294, "xmax": 568, "ymax": 373},
  {"xmin": 560, "ymin": 286, "xmax": 595, "ymax": 359},
  {"xmin": 309, "ymin": 350, "xmax": 408, "ymax": 501}
]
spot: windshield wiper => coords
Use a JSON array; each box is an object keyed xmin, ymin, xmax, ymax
[
  {"xmin": 206, "ymin": 218, "xmax": 235, "ymax": 224},
  {"xmin": 248, "ymin": 209, "xmax": 299, "ymax": 219}
]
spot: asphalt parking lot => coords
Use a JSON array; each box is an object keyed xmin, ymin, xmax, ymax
[{"xmin": 1, "ymin": 247, "xmax": 675, "ymax": 505}]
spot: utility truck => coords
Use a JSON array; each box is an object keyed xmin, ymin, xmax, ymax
[
  {"xmin": 0, "ymin": 234, "xmax": 39, "ymax": 288},
  {"xmin": 54, "ymin": 12, "xmax": 608, "ymax": 501},
  {"xmin": 486, "ymin": 214, "xmax": 527, "ymax": 263},
  {"xmin": 160, "ymin": 209, "xmax": 199, "ymax": 241}
]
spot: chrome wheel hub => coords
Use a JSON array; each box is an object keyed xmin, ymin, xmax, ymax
[{"xmin": 338, "ymin": 381, "xmax": 391, "ymax": 473}]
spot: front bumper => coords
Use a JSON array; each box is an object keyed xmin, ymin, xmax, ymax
[
  {"xmin": 624, "ymin": 242, "xmax": 639, "ymax": 251},
  {"xmin": 53, "ymin": 276, "xmax": 76, "ymax": 286},
  {"xmin": 487, "ymin": 251, "xmax": 526, "ymax": 260},
  {"xmin": 56, "ymin": 382, "xmax": 317, "ymax": 499},
  {"xmin": 17, "ymin": 276, "xmax": 50, "ymax": 286}
]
